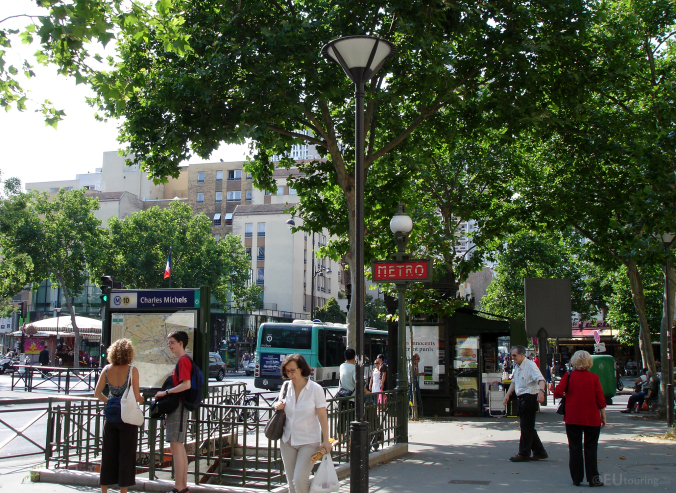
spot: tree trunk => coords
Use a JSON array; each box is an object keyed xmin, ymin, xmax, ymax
[
  {"xmin": 56, "ymin": 272, "xmax": 80, "ymax": 369},
  {"xmin": 625, "ymin": 260, "xmax": 656, "ymax": 374}
]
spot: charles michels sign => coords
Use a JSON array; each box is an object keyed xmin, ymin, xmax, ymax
[{"xmin": 372, "ymin": 259, "xmax": 433, "ymax": 283}]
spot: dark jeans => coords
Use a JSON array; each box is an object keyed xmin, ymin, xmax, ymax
[
  {"xmin": 100, "ymin": 420, "xmax": 138, "ymax": 487},
  {"xmin": 565, "ymin": 424, "xmax": 601, "ymax": 485},
  {"xmin": 517, "ymin": 394, "xmax": 546, "ymax": 457},
  {"xmin": 627, "ymin": 391, "xmax": 645, "ymax": 410}
]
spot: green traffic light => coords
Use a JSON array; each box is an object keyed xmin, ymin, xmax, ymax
[{"xmin": 103, "ymin": 295, "xmax": 108, "ymax": 302}]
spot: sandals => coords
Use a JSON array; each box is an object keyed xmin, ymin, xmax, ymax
[{"xmin": 168, "ymin": 489, "xmax": 190, "ymax": 493}]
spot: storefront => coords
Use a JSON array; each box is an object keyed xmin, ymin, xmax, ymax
[{"xmin": 408, "ymin": 308, "xmax": 528, "ymax": 417}]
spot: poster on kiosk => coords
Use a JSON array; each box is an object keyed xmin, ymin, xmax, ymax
[{"xmin": 406, "ymin": 326, "xmax": 442, "ymax": 391}]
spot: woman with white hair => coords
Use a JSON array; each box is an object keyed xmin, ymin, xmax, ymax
[{"xmin": 554, "ymin": 350, "xmax": 606, "ymax": 487}]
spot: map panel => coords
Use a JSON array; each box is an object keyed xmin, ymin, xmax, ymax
[{"xmin": 111, "ymin": 311, "xmax": 196, "ymax": 388}]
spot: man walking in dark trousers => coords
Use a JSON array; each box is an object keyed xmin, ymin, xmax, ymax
[{"xmin": 503, "ymin": 345, "xmax": 548, "ymax": 462}]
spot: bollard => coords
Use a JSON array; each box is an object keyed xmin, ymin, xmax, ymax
[
  {"xmin": 668, "ymin": 384, "xmax": 674, "ymax": 429},
  {"xmin": 350, "ymin": 420, "xmax": 369, "ymax": 493}
]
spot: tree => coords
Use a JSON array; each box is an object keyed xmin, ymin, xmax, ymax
[
  {"xmin": 480, "ymin": 230, "xmax": 600, "ymax": 321},
  {"xmin": 97, "ymin": 201, "xmax": 259, "ymax": 306},
  {"xmin": 0, "ymin": 0, "xmax": 191, "ymax": 126},
  {"xmin": 314, "ymin": 297, "xmax": 346, "ymax": 324},
  {"xmin": 91, "ymin": 0, "xmax": 594, "ymax": 346},
  {"xmin": 0, "ymin": 188, "xmax": 104, "ymax": 367}
]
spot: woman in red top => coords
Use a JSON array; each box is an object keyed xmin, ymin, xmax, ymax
[{"xmin": 554, "ymin": 350, "xmax": 607, "ymax": 487}]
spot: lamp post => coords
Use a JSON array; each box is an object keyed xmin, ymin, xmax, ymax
[
  {"xmin": 389, "ymin": 203, "xmax": 413, "ymax": 439},
  {"xmin": 322, "ymin": 36, "xmax": 396, "ymax": 493},
  {"xmin": 656, "ymin": 232, "xmax": 675, "ymax": 428}
]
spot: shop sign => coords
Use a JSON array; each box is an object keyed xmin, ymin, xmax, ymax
[
  {"xmin": 594, "ymin": 342, "xmax": 606, "ymax": 353},
  {"xmin": 372, "ymin": 259, "xmax": 433, "ymax": 283}
]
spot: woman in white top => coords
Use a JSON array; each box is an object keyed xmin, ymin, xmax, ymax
[
  {"xmin": 369, "ymin": 354, "xmax": 387, "ymax": 403},
  {"xmin": 273, "ymin": 354, "xmax": 333, "ymax": 493}
]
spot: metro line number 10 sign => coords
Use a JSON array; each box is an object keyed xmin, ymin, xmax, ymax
[{"xmin": 372, "ymin": 259, "xmax": 433, "ymax": 283}]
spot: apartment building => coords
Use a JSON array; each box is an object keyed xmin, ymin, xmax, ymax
[{"xmin": 186, "ymin": 161, "xmax": 254, "ymax": 240}]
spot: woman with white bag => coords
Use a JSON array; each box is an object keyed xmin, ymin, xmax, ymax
[
  {"xmin": 273, "ymin": 354, "xmax": 333, "ymax": 493},
  {"xmin": 94, "ymin": 338, "xmax": 144, "ymax": 493}
]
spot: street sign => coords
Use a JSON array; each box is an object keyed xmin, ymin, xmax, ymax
[
  {"xmin": 593, "ymin": 330, "xmax": 600, "ymax": 343},
  {"xmin": 110, "ymin": 289, "xmax": 200, "ymax": 309},
  {"xmin": 229, "ymin": 334, "xmax": 239, "ymax": 342},
  {"xmin": 594, "ymin": 342, "xmax": 606, "ymax": 353},
  {"xmin": 372, "ymin": 259, "xmax": 433, "ymax": 283}
]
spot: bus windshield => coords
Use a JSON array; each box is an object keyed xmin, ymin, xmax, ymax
[{"xmin": 260, "ymin": 326, "xmax": 312, "ymax": 350}]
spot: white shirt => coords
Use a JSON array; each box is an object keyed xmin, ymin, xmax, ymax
[
  {"xmin": 281, "ymin": 379, "xmax": 327, "ymax": 446},
  {"xmin": 339, "ymin": 362, "xmax": 356, "ymax": 392},
  {"xmin": 372, "ymin": 367, "xmax": 382, "ymax": 393},
  {"xmin": 513, "ymin": 358, "xmax": 545, "ymax": 396}
]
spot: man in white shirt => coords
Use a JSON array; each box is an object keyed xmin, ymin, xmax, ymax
[
  {"xmin": 503, "ymin": 345, "xmax": 548, "ymax": 462},
  {"xmin": 337, "ymin": 349, "xmax": 356, "ymax": 439}
]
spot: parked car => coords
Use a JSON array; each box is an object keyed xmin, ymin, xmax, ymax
[
  {"xmin": 245, "ymin": 356, "xmax": 256, "ymax": 376},
  {"xmin": 208, "ymin": 352, "xmax": 226, "ymax": 381}
]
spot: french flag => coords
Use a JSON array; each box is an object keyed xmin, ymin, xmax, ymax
[{"xmin": 164, "ymin": 251, "xmax": 171, "ymax": 279}]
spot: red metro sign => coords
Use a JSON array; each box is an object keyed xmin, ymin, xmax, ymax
[{"xmin": 372, "ymin": 259, "xmax": 433, "ymax": 283}]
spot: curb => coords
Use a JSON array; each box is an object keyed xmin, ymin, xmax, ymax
[{"xmin": 30, "ymin": 443, "xmax": 408, "ymax": 492}]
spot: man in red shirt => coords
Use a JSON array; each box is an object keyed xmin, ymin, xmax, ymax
[{"xmin": 155, "ymin": 331, "xmax": 192, "ymax": 493}]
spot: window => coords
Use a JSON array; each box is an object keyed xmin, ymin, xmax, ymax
[
  {"xmin": 246, "ymin": 247, "xmax": 252, "ymax": 258},
  {"xmin": 289, "ymin": 187, "xmax": 297, "ymax": 195},
  {"xmin": 258, "ymin": 247, "xmax": 265, "ymax": 260},
  {"xmin": 198, "ymin": 172, "xmax": 205, "ymax": 182},
  {"xmin": 50, "ymin": 188, "xmax": 58, "ymax": 193},
  {"xmin": 197, "ymin": 193, "xmax": 204, "ymax": 203},
  {"xmin": 216, "ymin": 170, "xmax": 223, "ymax": 181},
  {"xmin": 246, "ymin": 172, "xmax": 253, "ymax": 179},
  {"xmin": 257, "ymin": 267, "xmax": 264, "ymax": 284},
  {"xmin": 215, "ymin": 192, "xmax": 222, "ymax": 202},
  {"xmin": 228, "ymin": 169, "xmax": 242, "ymax": 180},
  {"xmin": 258, "ymin": 223, "xmax": 265, "ymax": 236},
  {"xmin": 265, "ymin": 190, "xmax": 272, "ymax": 196},
  {"xmin": 246, "ymin": 190, "xmax": 252, "ymax": 200},
  {"xmin": 214, "ymin": 234, "xmax": 220, "ymax": 241},
  {"xmin": 227, "ymin": 191, "xmax": 241, "ymax": 201},
  {"xmin": 245, "ymin": 223, "xmax": 253, "ymax": 237},
  {"xmin": 260, "ymin": 326, "xmax": 312, "ymax": 349},
  {"xmin": 225, "ymin": 212, "xmax": 233, "ymax": 225},
  {"xmin": 276, "ymin": 186, "xmax": 284, "ymax": 195},
  {"xmin": 213, "ymin": 213, "xmax": 221, "ymax": 225}
]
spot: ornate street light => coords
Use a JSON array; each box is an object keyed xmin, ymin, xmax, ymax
[
  {"xmin": 390, "ymin": 203, "xmax": 413, "ymax": 424},
  {"xmin": 655, "ymin": 232, "xmax": 675, "ymax": 427},
  {"xmin": 322, "ymin": 35, "xmax": 396, "ymax": 493}
]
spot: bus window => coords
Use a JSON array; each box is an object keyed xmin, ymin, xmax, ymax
[
  {"xmin": 368, "ymin": 334, "xmax": 388, "ymax": 363},
  {"xmin": 318, "ymin": 330, "xmax": 326, "ymax": 365},
  {"xmin": 324, "ymin": 330, "xmax": 346, "ymax": 368},
  {"xmin": 260, "ymin": 326, "xmax": 312, "ymax": 350}
]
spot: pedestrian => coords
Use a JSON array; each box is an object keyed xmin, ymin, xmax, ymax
[
  {"xmin": 502, "ymin": 345, "xmax": 548, "ymax": 462},
  {"xmin": 369, "ymin": 354, "xmax": 388, "ymax": 404},
  {"xmin": 336, "ymin": 348, "xmax": 357, "ymax": 439},
  {"xmin": 94, "ymin": 339, "xmax": 144, "ymax": 493},
  {"xmin": 273, "ymin": 354, "xmax": 333, "ymax": 493},
  {"xmin": 38, "ymin": 347, "xmax": 50, "ymax": 366},
  {"xmin": 155, "ymin": 331, "xmax": 193, "ymax": 493},
  {"xmin": 554, "ymin": 350, "xmax": 606, "ymax": 487},
  {"xmin": 621, "ymin": 370, "xmax": 653, "ymax": 413}
]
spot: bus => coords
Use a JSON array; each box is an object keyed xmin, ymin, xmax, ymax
[{"xmin": 254, "ymin": 320, "xmax": 388, "ymax": 391}]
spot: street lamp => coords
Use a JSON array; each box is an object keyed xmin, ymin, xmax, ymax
[
  {"xmin": 390, "ymin": 203, "xmax": 413, "ymax": 427},
  {"xmin": 322, "ymin": 35, "xmax": 396, "ymax": 493},
  {"xmin": 655, "ymin": 232, "xmax": 675, "ymax": 428}
]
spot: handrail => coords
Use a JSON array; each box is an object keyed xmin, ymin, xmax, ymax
[{"xmin": 11, "ymin": 366, "xmax": 102, "ymax": 394}]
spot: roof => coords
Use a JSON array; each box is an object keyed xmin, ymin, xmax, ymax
[
  {"xmin": 85, "ymin": 191, "xmax": 126, "ymax": 201},
  {"xmin": 233, "ymin": 204, "xmax": 292, "ymax": 216}
]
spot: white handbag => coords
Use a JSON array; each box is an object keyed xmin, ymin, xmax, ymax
[
  {"xmin": 309, "ymin": 453, "xmax": 340, "ymax": 493},
  {"xmin": 121, "ymin": 367, "xmax": 145, "ymax": 426}
]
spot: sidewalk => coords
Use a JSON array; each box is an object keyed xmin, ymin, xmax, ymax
[{"xmin": 1, "ymin": 395, "xmax": 674, "ymax": 492}]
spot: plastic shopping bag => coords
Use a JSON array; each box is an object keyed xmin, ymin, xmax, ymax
[{"xmin": 310, "ymin": 453, "xmax": 340, "ymax": 493}]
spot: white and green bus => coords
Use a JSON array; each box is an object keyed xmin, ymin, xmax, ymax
[{"xmin": 254, "ymin": 320, "xmax": 388, "ymax": 390}]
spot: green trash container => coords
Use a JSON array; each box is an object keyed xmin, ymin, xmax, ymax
[{"xmin": 590, "ymin": 354, "xmax": 616, "ymax": 403}]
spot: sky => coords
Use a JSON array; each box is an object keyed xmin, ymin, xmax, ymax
[{"xmin": 0, "ymin": 1, "xmax": 248, "ymax": 190}]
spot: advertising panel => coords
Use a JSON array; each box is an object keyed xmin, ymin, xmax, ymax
[
  {"xmin": 406, "ymin": 325, "xmax": 442, "ymax": 390},
  {"xmin": 24, "ymin": 339, "xmax": 45, "ymax": 354}
]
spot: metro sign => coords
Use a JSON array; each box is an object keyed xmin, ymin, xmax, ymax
[{"xmin": 372, "ymin": 259, "xmax": 433, "ymax": 283}]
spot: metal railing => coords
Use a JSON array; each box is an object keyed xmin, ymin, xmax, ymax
[
  {"xmin": 43, "ymin": 388, "xmax": 405, "ymax": 488},
  {"xmin": 0, "ymin": 401, "xmax": 51, "ymax": 459},
  {"xmin": 11, "ymin": 366, "xmax": 102, "ymax": 394}
]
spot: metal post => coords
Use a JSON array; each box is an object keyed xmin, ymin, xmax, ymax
[
  {"xmin": 667, "ymin": 251, "xmax": 674, "ymax": 428},
  {"xmin": 350, "ymin": 80, "xmax": 368, "ymax": 493},
  {"xmin": 310, "ymin": 232, "xmax": 316, "ymax": 319},
  {"xmin": 396, "ymin": 283, "xmax": 408, "ymax": 443},
  {"xmin": 668, "ymin": 384, "xmax": 674, "ymax": 429}
]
